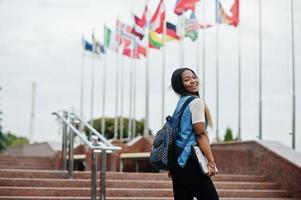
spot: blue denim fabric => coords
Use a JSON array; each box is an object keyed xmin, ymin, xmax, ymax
[{"xmin": 174, "ymin": 95, "xmax": 198, "ymax": 168}]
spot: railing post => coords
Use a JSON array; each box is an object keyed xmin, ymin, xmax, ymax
[
  {"xmin": 62, "ymin": 111, "xmax": 68, "ymax": 170},
  {"xmin": 68, "ymin": 114, "xmax": 74, "ymax": 179},
  {"xmin": 92, "ymin": 150, "xmax": 97, "ymax": 200},
  {"xmin": 91, "ymin": 136, "xmax": 98, "ymax": 200},
  {"xmin": 100, "ymin": 149, "xmax": 107, "ymax": 200}
]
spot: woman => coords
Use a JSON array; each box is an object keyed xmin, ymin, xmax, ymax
[{"xmin": 169, "ymin": 68, "xmax": 219, "ymax": 200}]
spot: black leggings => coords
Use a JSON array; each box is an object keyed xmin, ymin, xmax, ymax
[{"xmin": 170, "ymin": 156, "xmax": 219, "ymax": 200}]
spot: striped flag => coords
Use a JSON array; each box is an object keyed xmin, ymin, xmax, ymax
[
  {"xmin": 116, "ymin": 20, "xmax": 134, "ymax": 49},
  {"xmin": 185, "ymin": 12, "xmax": 200, "ymax": 32},
  {"xmin": 216, "ymin": 0, "xmax": 239, "ymax": 27},
  {"xmin": 132, "ymin": 6, "xmax": 149, "ymax": 40},
  {"xmin": 150, "ymin": 0, "xmax": 165, "ymax": 33},
  {"xmin": 149, "ymin": 30, "xmax": 163, "ymax": 49},
  {"xmin": 166, "ymin": 22, "xmax": 180, "ymax": 41}
]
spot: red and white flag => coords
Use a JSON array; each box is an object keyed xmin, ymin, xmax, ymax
[
  {"xmin": 150, "ymin": 0, "xmax": 165, "ymax": 33},
  {"xmin": 116, "ymin": 20, "xmax": 134, "ymax": 49},
  {"xmin": 132, "ymin": 6, "xmax": 148, "ymax": 40}
]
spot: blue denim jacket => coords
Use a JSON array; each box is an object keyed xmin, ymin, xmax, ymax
[{"xmin": 174, "ymin": 95, "xmax": 206, "ymax": 168}]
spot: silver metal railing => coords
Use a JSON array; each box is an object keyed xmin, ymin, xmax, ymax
[{"xmin": 53, "ymin": 111, "xmax": 121, "ymax": 200}]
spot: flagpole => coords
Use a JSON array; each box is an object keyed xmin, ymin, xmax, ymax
[
  {"xmin": 120, "ymin": 55, "xmax": 124, "ymax": 139},
  {"xmin": 290, "ymin": 0, "xmax": 296, "ymax": 149},
  {"xmin": 216, "ymin": 24, "xmax": 220, "ymax": 142},
  {"xmin": 128, "ymin": 38, "xmax": 134, "ymax": 141},
  {"xmin": 196, "ymin": 6, "xmax": 200, "ymax": 81},
  {"xmin": 101, "ymin": 39, "xmax": 107, "ymax": 137},
  {"xmin": 80, "ymin": 44, "xmax": 85, "ymax": 119},
  {"xmin": 178, "ymin": 15, "xmax": 184, "ymax": 67},
  {"xmin": 114, "ymin": 22, "xmax": 120, "ymax": 140},
  {"xmin": 202, "ymin": 3, "xmax": 206, "ymax": 99},
  {"xmin": 258, "ymin": 0, "xmax": 262, "ymax": 140},
  {"xmin": 133, "ymin": 53, "xmax": 137, "ymax": 139},
  {"xmin": 144, "ymin": 7, "xmax": 150, "ymax": 136},
  {"xmin": 29, "ymin": 82, "xmax": 36, "ymax": 144},
  {"xmin": 181, "ymin": 15, "xmax": 185, "ymax": 67},
  {"xmin": 90, "ymin": 44, "xmax": 96, "ymax": 139},
  {"xmin": 238, "ymin": 0, "xmax": 242, "ymax": 141},
  {"xmin": 161, "ymin": 0, "xmax": 166, "ymax": 126}
]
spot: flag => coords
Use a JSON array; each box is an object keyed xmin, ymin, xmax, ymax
[
  {"xmin": 174, "ymin": 0, "xmax": 199, "ymax": 15},
  {"xmin": 150, "ymin": 0, "xmax": 165, "ymax": 33},
  {"xmin": 216, "ymin": 0, "xmax": 239, "ymax": 27},
  {"xmin": 82, "ymin": 38, "xmax": 94, "ymax": 52},
  {"xmin": 116, "ymin": 20, "xmax": 133, "ymax": 49},
  {"xmin": 185, "ymin": 12, "xmax": 200, "ymax": 32},
  {"xmin": 132, "ymin": 16, "xmax": 145, "ymax": 40},
  {"xmin": 132, "ymin": 6, "xmax": 148, "ymax": 40},
  {"xmin": 185, "ymin": 30, "xmax": 198, "ymax": 41},
  {"xmin": 149, "ymin": 30, "xmax": 163, "ymax": 49},
  {"xmin": 104, "ymin": 25, "xmax": 111, "ymax": 48},
  {"xmin": 92, "ymin": 33, "xmax": 106, "ymax": 54},
  {"xmin": 185, "ymin": 12, "xmax": 199, "ymax": 41},
  {"xmin": 123, "ymin": 42, "xmax": 146, "ymax": 59},
  {"xmin": 166, "ymin": 22, "xmax": 180, "ymax": 41}
]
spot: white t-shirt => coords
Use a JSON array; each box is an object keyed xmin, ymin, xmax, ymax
[{"xmin": 188, "ymin": 97, "xmax": 206, "ymax": 124}]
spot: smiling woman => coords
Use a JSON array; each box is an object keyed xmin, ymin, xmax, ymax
[{"xmin": 169, "ymin": 68, "xmax": 218, "ymax": 200}]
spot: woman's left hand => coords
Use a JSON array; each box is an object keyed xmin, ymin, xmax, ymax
[{"xmin": 207, "ymin": 161, "xmax": 218, "ymax": 177}]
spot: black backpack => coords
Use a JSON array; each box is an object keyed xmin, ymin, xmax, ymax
[{"xmin": 150, "ymin": 96, "xmax": 196, "ymax": 170}]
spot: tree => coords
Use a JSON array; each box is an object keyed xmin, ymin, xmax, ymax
[
  {"xmin": 86, "ymin": 117, "xmax": 146, "ymax": 139},
  {"xmin": 224, "ymin": 127, "xmax": 238, "ymax": 142},
  {"xmin": 3, "ymin": 131, "xmax": 29, "ymax": 147}
]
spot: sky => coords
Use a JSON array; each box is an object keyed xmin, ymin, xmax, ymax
[{"xmin": 0, "ymin": 0, "xmax": 300, "ymax": 152}]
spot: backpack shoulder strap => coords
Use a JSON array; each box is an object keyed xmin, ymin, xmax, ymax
[
  {"xmin": 176, "ymin": 96, "xmax": 196, "ymax": 119},
  {"xmin": 175, "ymin": 96, "xmax": 197, "ymax": 157}
]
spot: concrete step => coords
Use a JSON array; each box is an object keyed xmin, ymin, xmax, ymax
[
  {"xmin": 0, "ymin": 169, "xmax": 267, "ymax": 182},
  {"xmin": 0, "ymin": 187, "xmax": 291, "ymax": 198},
  {"xmin": 0, "ymin": 198, "xmax": 299, "ymax": 200},
  {"xmin": 0, "ymin": 160, "xmax": 52, "ymax": 166},
  {"xmin": 0, "ymin": 165, "xmax": 53, "ymax": 170},
  {"xmin": 0, "ymin": 157, "xmax": 53, "ymax": 170},
  {"xmin": 0, "ymin": 178, "xmax": 279, "ymax": 190},
  {"xmin": 0, "ymin": 156, "xmax": 53, "ymax": 161}
]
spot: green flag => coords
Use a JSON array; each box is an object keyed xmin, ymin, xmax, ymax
[
  {"xmin": 104, "ymin": 25, "xmax": 111, "ymax": 48},
  {"xmin": 185, "ymin": 30, "xmax": 198, "ymax": 41}
]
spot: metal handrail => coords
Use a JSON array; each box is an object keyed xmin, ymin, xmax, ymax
[
  {"xmin": 52, "ymin": 111, "xmax": 121, "ymax": 200},
  {"xmin": 71, "ymin": 112, "xmax": 114, "ymax": 147}
]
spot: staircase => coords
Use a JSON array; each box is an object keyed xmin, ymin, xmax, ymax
[
  {"xmin": 0, "ymin": 169, "xmax": 298, "ymax": 200},
  {"xmin": 0, "ymin": 155, "xmax": 53, "ymax": 170}
]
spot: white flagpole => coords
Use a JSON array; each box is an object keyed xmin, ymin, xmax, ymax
[
  {"xmin": 128, "ymin": 38, "xmax": 134, "ymax": 141},
  {"xmin": 290, "ymin": 0, "xmax": 296, "ymax": 149},
  {"xmin": 29, "ymin": 82, "xmax": 36, "ymax": 144},
  {"xmin": 90, "ymin": 44, "xmax": 96, "ymax": 139},
  {"xmin": 133, "ymin": 52, "xmax": 137, "ymax": 139},
  {"xmin": 178, "ymin": 15, "xmax": 185, "ymax": 67},
  {"xmin": 114, "ymin": 49, "xmax": 120, "ymax": 139},
  {"xmin": 144, "ymin": 3, "xmax": 150, "ymax": 136},
  {"xmin": 215, "ymin": 0, "xmax": 220, "ymax": 142},
  {"xmin": 101, "ymin": 46, "xmax": 107, "ymax": 136},
  {"xmin": 120, "ymin": 55, "xmax": 125, "ymax": 139},
  {"xmin": 238, "ymin": 0, "xmax": 242, "ymax": 141},
  {"xmin": 114, "ymin": 20, "xmax": 120, "ymax": 139},
  {"xmin": 202, "ymin": 3, "xmax": 206, "ymax": 99},
  {"xmin": 258, "ymin": 0, "xmax": 263, "ymax": 140},
  {"xmin": 80, "ymin": 43, "xmax": 85, "ymax": 119},
  {"xmin": 161, "ymin": 0, "xmax": 166, "ymax": 126}
]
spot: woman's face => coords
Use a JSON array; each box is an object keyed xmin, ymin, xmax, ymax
[{"xmin": 181, "ymin": 70, "xmax": 199, "ymax": 94}]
